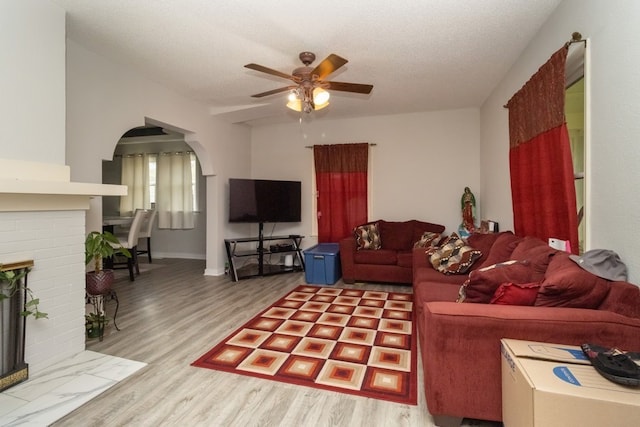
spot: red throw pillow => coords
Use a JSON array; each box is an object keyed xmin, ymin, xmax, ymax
[
  {"xmin": 490, "ymin": 282, "xmax": 541, "ymax": 305},
  {"xmin": 462, "ymin": 260, "xmax": 540, "ymax": 303},
  {"xmin": 536, "ymin": 252, "xmax": 612, "ymax": 309}
]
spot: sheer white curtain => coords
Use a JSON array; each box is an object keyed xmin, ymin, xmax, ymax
[
  {"xmin": 119, "ymin": 154, "xmax": 152, "ymax": 215},
  {"xmin": 157, "ymin": 152, "xmax": 194, "ymax": 229}
]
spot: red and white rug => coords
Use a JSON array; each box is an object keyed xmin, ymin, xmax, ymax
[{"xmin": 192, "ymin": 285, "xmax": 417, "ymax": 405}]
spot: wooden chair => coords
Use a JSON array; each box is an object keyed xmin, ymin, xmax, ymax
[
  {"xmin": 136, "ymin": 209, "xmax": 157, "ymax": 263},
  {"xmin": 111, "ymin": 209, "xmax": 147, "ymax": 281}
]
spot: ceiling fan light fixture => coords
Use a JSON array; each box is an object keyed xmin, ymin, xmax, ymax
[
  {"xmin": 286, "ymin": 98, "xmax": 303, "ymax": 112},
  {"xmin": 286, "ymin": 87, "xmax": 329, "ymax": 113},
  {"xmin": 313, "ymin": 87, "xmax": 330, "ymax": 106}
]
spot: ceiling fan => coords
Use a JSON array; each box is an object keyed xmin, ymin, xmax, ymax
[{"xmin": 245, "ymin": 52, "xmax": 373, "ymax": 113}]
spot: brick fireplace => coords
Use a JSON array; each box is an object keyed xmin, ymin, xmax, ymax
[{"xmin": 0, "ymin": 159, "xmax": 125, "ymax": 377}]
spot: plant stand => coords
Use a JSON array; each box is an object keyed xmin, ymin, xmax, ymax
[{"xmin": 86, "ymin": 291, "xmax": 120, "ymax": 341}]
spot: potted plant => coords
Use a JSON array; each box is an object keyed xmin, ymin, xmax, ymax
[
  {"xmin": 84, "ymin": 231, "xmax": 130, "ymax": 339},
  {"xmin": 0, "ymin": 264, "xmax": 47, "ymax": 319},
  {"xmin": 84, "ymin": 231, "xmax": 130, "ymax": 295},
  {"xmin": 85, "ymin": 312, "xmax": 109, "ymax": 339}
]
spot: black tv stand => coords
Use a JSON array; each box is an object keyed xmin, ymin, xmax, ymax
[{"xmin": 224, "ymin": 227, "xmax": 304, "ymax": 281}]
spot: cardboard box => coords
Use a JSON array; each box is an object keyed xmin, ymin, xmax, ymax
[
  {"xmin": 303, "ymin": 243, "xmax": 341, "ymax": 285},
  {"xmin": 501, "ymin": 339, "xmax": 640, "ymax": 427}
]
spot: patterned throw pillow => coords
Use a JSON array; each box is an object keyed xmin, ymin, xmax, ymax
[
  {"xmin": 413, "ymin": 231, "xmax": 442, "ymax": 248},
  {"xmin": 354, "ymin": 222, "xmax": 382, "ymax": 250},
  {"xmin": 430, "ymin": 233, "xmax": 482, "ymax": 275}
]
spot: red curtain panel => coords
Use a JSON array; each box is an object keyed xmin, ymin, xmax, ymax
[
  {"xmin": 313, "ymin": 143, "xmax": 369, "ymax": 243},
  {"xmin": 506, "ymin": 47, "xmax": 579, "ymax": 253}
]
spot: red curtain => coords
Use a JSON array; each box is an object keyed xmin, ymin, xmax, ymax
[
  {"xmin": 313, "ymin": 143, "xmax": 368, "ymax": 243},
  {"xmin": 506, "ymin": 47, "xmax": 579, "ymax": 253}
]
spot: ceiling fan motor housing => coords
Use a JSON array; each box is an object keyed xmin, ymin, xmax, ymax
[{"xmin": 299, "ymin": 52, "xmax": 316, "ymax": 66}]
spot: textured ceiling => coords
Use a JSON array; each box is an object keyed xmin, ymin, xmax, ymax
[{"xmin": 51, "ymin": 0, "xmax": 563, "ymax": 126}]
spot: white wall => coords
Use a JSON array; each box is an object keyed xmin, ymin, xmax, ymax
[
  {"xmin": 65, "ymin": 40, "xmax": 252, "ymax": 275},
  {"xmin": 0, "ymin": 0, "xmax": 65, "ymax": 163},
  {"xmin": 250, "ymin": 108, "xmax": 481, "ymax": 247},
  {"xmin": 0, "ymin": 0, "xmax": 86, "ymax": 375},
  {"xmin": 480, "ymin": 0, "xmax": 640, "ymax": 284}
]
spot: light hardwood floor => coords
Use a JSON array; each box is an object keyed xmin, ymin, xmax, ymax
[{"xmin": 52, "ymin": 258, "xmax": 487, "ymax": 427}]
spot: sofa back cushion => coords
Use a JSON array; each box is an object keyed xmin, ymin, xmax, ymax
[
  {"xmin": 378, "ymin": 219, "xmax": 445, "ymax": 251},
  {"xmin": 466, "ymin": 232, "xmax": 502, "ymax": 268},
  {"xmin": 536, "ymin": 252, "xmax": 611, "ymax": 309},
  {"xmin": 378, "ymin": 220, "xmax": 414, "ymax": 250},
  {"xmin": 510, "ymin": 236, "xmax": 557, "ymax": 275},
  {"xmin": 411, "ymin": 220, "xmax": 446, "ymax": 244},
  {"xmin": 476, "ymin": 232, "xmax": 524, "ymax": 269}
]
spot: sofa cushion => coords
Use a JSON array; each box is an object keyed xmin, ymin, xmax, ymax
[
  {"xmin": 430, "ymin": 233, "xmax": 482, "ymax": 275},
  {"xmin": 466, "ymin": 232, "xmax": 502, "ymax": 269},
  {"xmin": 354, "ymin": 248, "xmax": 397, "ymax": 265},
  {"xmin": 354, "ymin": 221, "xmax": 381, "ymax": 250},
  {"xmin": 510, "ymin": 236, "xmax": 557, "ymax": 274},
  {"xmin": 411, "ymin": 220, "xmax": 446, "ymax": 244},
  {"xmin": 476, "ymin": 232, "xmax": 524, "ymax": 269},
  {"xmin": 536, "ymin": 252, "xmax": 612, "ymax": 309},
  {"xmin": 397, "ymin": 250, "xmax": 413, "ymax": 268},
  {"xmin": 378, "ymin": 220, "xmax": 415, "ymax": 250},
  {"xmin": 461, "ymin": 260, "xmax": 540, "ymax": 303},
  {"xmin": 490, "ymin": 282, "xmax": 541, "ymax": 305},
  {"xmin": 413, "ymin": 231, "xmax": 442, "ymax": 248}
]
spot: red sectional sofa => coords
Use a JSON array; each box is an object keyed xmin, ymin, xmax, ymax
[
  {"xmin": 339, "ymin": 219, "xmax": 445, "ymax": 284},
  {"xmin": 412, "ymin": 231, "xmax": 640, "ymax": 423}
]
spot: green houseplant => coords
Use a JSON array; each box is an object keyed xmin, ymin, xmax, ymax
[
  {"xmin": 84, "ymin": 230, "xmax": 131, "ymax": 295},
  {"xmin": 85, "ymin": 231, "xmax": 130, "ymax": 339},
  {"xmin": 0, "ymin": 264, "xmax": 48, "ymax": 319}
]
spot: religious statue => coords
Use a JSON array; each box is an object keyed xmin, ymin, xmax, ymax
[{"xmin": 458, "ymin": 187, "xmax": 476, "ymax": 237}]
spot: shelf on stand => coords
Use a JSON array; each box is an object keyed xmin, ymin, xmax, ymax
[{"xmin": 224, "ymin": 226, "xmax": 304, "ymax": 281}]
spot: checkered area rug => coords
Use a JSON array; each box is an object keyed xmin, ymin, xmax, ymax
[{"xmin": 192, "ymin": 285, "xmax": 417, "ymax": 404}]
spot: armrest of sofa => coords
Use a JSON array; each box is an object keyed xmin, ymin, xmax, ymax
[
  {"xmin": 420, "ymin": 302, "xmax": 640, "ymax": 421},
  {"xmin": 339, "ymin": 237, "xmax": 357, "ymax": 284},
  {"xmin": 412, "ymin": 247, "xmax": 433, "ymax": 282}
]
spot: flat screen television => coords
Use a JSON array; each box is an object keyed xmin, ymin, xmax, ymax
[{"xmin": 229, "ymin": 178, "xmax": 301, "ymax": 223}]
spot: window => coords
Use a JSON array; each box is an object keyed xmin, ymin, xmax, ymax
[
  {"xmin": 121, "ymin": 152, "xmax": 199, "ymax": 230},
  {"xmin": 146, "ymin": 153, "xmax": 198, "ymax": 211}
]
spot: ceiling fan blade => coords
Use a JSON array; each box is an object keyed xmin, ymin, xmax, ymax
[
  {"xmin": 312, "ymin": 54, "xmax": 348, "ymax": 80},
  {"xmin": 245, "ymin": 63, "xmax": 297, "ymax": 81},
  {"xmin": 250, "ymin": 86, "xmax": 296, "ymax": 98},
  {"xmin": 325, "ymin": 81, "xmax": 373, "ymax": 94}
]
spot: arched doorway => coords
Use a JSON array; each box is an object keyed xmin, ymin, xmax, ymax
[{"xmin": 102, "ymin": 124, "xmax": 207, "ymax": 261}]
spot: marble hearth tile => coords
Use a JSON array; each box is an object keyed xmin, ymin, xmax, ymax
[
  {"xmin": 0, "ymin": 351, "xmax": 146, "ymax": 426},
  {"xmin": 0, "ymin": 373, "xmax": 115, "ymax": 426},
  {"xmin": 0, "ymin": 394, "xmax": 27, "ymax": 418},
  {"xmin": 4, "ymin": 351, "xmax": 145, "ymax": 401}
]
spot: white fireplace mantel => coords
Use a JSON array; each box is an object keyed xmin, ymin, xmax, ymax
[{"xmin": 0, "ymin": 158, "xmax": 126, "ymax": 211}]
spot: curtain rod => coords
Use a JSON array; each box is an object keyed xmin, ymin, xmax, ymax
[
  {"xmin": 503, "ymin": 32, "xmax": 585, "ymax": 109},
  {"xmin": 305, "ymin": 143, "xmax": 377, "ymax": 149},
  {"xmin": 564, "ymin": 32, "xmax": 586, "ymax": 48}
]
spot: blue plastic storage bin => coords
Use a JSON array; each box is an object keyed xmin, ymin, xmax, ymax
[{"xmin": 304, "ymin": 243, "xmax": 341, "ymax": 285}]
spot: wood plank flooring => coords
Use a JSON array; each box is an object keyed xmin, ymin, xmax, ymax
[{"xmin": 51, "ymin": 258, "xmax": 487, "ymax": 427}]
